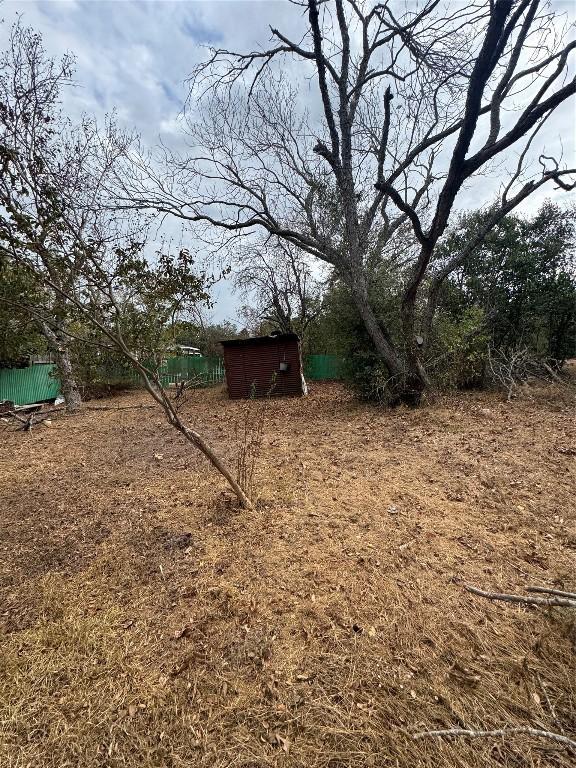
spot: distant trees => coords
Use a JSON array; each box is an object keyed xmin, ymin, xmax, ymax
[
  {"xmin": 171, "ymin": 318, "xmax": 243, "ymax": 357},
  {"xmin": 312, "ymin": 201, "xmax": 575, "ymax": 398},
  {"xmin": 436, "ymin": 202, "xmax": 576, "ymax": 364},
  {"xmin": 235, "ymin": 240, "xmax": 323, "ymax": 349},
  {"xmin": 0, "ymin": 262, "xmax": 46, "ymax": 366}
]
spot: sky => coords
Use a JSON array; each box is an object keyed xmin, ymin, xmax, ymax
[
  {"xmin": 1, "ymin": 1, "xmax": 575, "ymax": 322},
  {"xmin": 0, "ymin": 0, "xmax": 303, "ymax": 324}
]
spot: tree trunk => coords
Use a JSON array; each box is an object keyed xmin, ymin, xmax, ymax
[
  {"xmin": 348, "ymin": 280, "xmax": 403, "ymax": 375},
  {"xmin": 136, "ymin": 371, "xmax": 255, "ymax": 510},
  {"xmin": 422, "ymin": 278, "xmax": 443, "ymax": 347},
  {"xmin": 345, "ymin": 273, "xmax": 432, "ymax": 406},
  {"xmin": 41, "ymin": 322, "xmax": 82, "ymax": 412},
  {"xmin": 54, "ymin": 343, "xmax": 82, "ymax": 411},
  {"xmin": 399, "ymin": 318, "xmax": 428, "ymax": 407},
  {"xmin": 346, "ymin": 276, "xmax": 427, "ymax": 405},
  {"xmin": 175, "ymin": 421, "xmax": 254, "ymax": 510}
]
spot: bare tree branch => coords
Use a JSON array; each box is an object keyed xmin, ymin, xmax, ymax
[
  {"xmin": 465, "ymin": 584, "xmax": 576, "ymax": 609},
  {"xmin": 413, "ymin": 727, "xmax": 576, "ymax": 750}
]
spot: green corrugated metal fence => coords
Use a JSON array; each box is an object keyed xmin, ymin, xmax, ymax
[
  {"xmin": 0, "ymin": 354, "xmax": 344, "ymax": 406},
  {"xmin": 0, "ymin": 363, "xmax": 61, "ymax": 406},
  {"xmin": 304, "ymin": 354, "xmax": 344, "ymax": 380},
  {"xmin": 160, "ymin": 356, "xmax": 225, "ymax": 387},
  {"xmin": 88, "ymin": 356, "xmax": 225, "ymax": 388},
  {"xmin": 107, "ymin": 355, "xmax": 344, "ymax": 386}
]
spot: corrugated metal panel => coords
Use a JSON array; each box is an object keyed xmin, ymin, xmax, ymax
[
  {"xmin": 222, "ymin": 336, "xmax": 304, "ymax": 399},
  {"xmin": 0, "ymin": 363, "xmax": 60, "ymax": 405},
  {"xmin": 305, "ymin": 354, "xmax": 344, "ymax": 380},
  {"xmin": 91, "ymin": 357, "xmax": 225, "ymax": 389},
  {"xmin": 159, "ymin": 356, "xmax": 224, "ymax": 387}
]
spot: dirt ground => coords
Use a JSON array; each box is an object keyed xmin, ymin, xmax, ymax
[{"xmin": 1, "ymin": 380, "xmax": 575, "ymax": 768}]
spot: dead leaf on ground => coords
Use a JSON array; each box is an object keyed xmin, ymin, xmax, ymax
[{"xmin": 274, "ymin": 733, "xmax": 291, "ymax": 753}]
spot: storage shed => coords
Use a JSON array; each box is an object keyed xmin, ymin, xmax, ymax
[{"xmin": 221, "ymin": 332, "xmax": 306, "ymax": 399}]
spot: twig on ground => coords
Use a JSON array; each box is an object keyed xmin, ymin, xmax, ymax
[
  {"xmin": 412, "ymin": 727, "xmax": 576, "ymax": 750},
  {"xmin": 526, "ymin": 586, "xmax": 576, "ymax": 599},
  {"xmin": 465, "ymin": 584, "xmax": 576, "ymax": 609},
  {"xmin": 541, "ymin": 361, "xmax": 566, "ymax": 385},
  {"xmin": 535, "ymin": 671, "xmax": 560, "ymax": 729},
  {"xmin": 4, "ymin": 411, "xmax": 35, "ymax": 430},
  {"xmin": 85, "ymin": 404, "xmax": 157, "ymax": 411},
  {"xmin": 2, "ymin": 406, "xmax": 65, "ymax": 431}
]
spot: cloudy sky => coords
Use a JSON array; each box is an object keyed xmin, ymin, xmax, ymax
[
  {"xmin": 0, "ymin": 1, "xmax": 301, "ymax": 141},
  {"xmin": 1, "ymin": 1, "xmax": 575, "ymax": 322},
  {"xmin": 0, "ymin": 0, "xmax": 306, "ymax": 323}
]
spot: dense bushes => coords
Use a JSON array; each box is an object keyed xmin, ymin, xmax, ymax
[
  {"xmin": 309, "ymin": 265, "xmax": 406, "ymax": 402},
  {"xmin": 426, "ymin": 307, "xmax": 489, "ymax": 391},
  {"xmin": 436, "ymin": 203, "xmax": 576, "ymax": 364}
]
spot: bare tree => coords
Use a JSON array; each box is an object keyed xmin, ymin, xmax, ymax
[
  {"xmin": 120, "ymin": 0, "xmax": 576, "ymax": 404},
  {"xmin": 235, "ymin": 239, "xmax": 323, "ymax": 342}
]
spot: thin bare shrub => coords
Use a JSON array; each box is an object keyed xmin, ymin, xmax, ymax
[
  {"xmin": 235, "ymin": 376, "xmax": 276, "ymax": 501},
  {"xmin": 486, "ymin": 346, "xmax": 572, "ymax": 401}
]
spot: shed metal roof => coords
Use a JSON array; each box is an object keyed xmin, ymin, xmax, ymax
[{"xmin": 220, "ymin": 332, "xmax": 300, "ymax": 348}]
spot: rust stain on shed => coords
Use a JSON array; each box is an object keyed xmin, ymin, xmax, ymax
[{"xmin": 221, "ymin": 333, "xmax": 305, "ymax": 399}]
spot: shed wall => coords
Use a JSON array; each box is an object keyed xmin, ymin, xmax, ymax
[{"xmin": 223, "ymin": 339, "xmax": 304, "ymax": 398}]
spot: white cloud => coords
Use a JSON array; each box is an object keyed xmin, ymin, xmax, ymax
[{"xmin": 1, "ymin": 1, "xmax": 574, "ymax": 320}]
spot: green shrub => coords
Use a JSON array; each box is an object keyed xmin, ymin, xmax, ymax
[
  {"xmin": 427, "ymin": 307, "xmax": 489, "ymax": 390},
  {"xmin": 343, "ymin": 351, "xmax": 399, "ymax": 404}
]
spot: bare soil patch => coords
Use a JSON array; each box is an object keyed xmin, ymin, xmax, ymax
[{"xmin": 1, "ymin": 382, "xmax": 575, "ymax": 767}]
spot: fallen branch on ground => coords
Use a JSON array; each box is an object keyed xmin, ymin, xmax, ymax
[
  {"xmin": 1, "ymin": 406, "xmax": 66, "ymax": 431},
  {"xmin": 465, "ymin": 584, "xmax": 576, "ymax": 609},
  {"xmin": 85, "ymin": 404, "xmax": 157, "ymax": 411},
  {"xmin": 426, "ymin": 586, "xmax": 576, "ymax": 755},
  {"xmin": 413, "ymin": 727, "xmax": 576, "ymax": 750},
  {"xmin": 526, "ymin": 585, "xmax": 576, "ymax": 599}
]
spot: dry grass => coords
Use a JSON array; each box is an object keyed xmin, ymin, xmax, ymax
[{"xmin": 0, "ymin": 381, "xmax": 575, "ymax": 767}]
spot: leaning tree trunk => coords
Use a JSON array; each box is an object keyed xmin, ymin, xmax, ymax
[
  {"xmin": 347, "ymin": 278, "xmax": 428, "ymax": 405},
  {"xmin": 345, "ymin": 268, "xmax": 431, "ymax": 406},
  {"xmin": 352, "ymin": 285, "xmax": 429, "ymax": 406},
  {"xmin": 41, "ymin": 322, "xmax": 82, "ymax": 412},
  {"xmin": 398, "ymin": 249, "xmax": 434, "ymax": 407}
]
